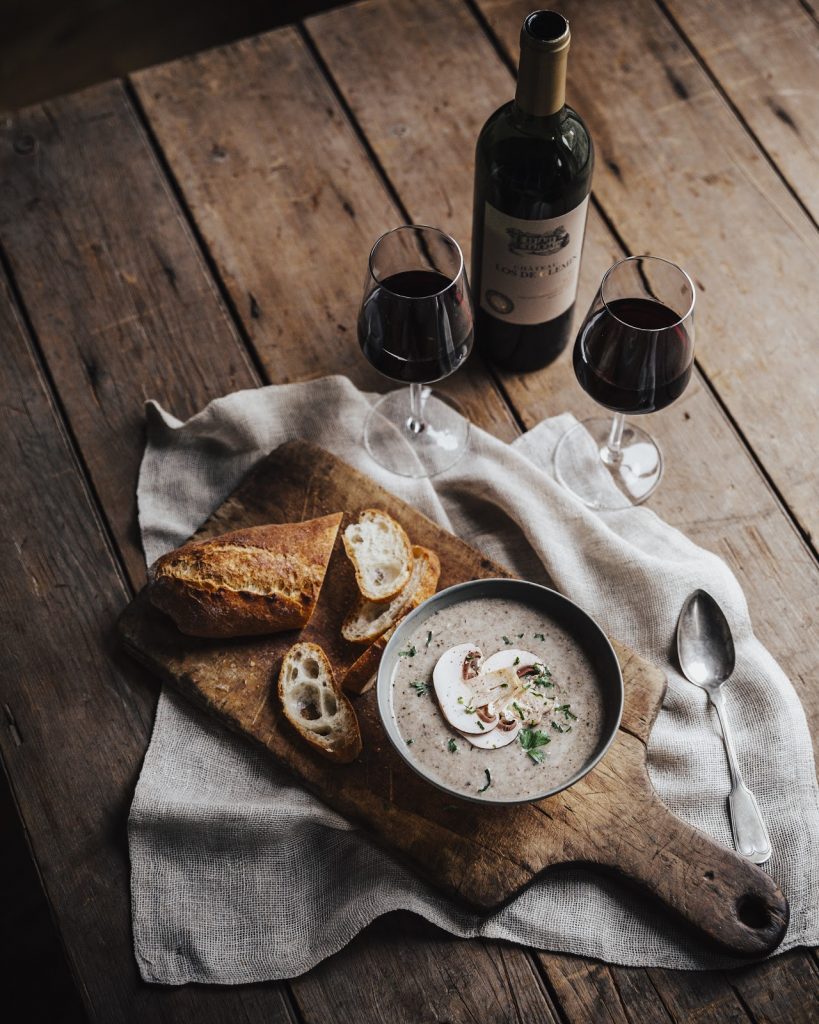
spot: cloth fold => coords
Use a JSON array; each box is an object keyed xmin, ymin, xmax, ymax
[{"xmin": 129, "ymin": 376, "xmax": 819, "ymax": 983}]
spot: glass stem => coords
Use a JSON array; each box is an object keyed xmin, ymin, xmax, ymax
[
  {"xmin": 603, "ymin": 412, "xmax": 626, "ymax": 465},
  {"xmin": 407, "ymin": 382, "xmax": 426, "ymax": 435}
]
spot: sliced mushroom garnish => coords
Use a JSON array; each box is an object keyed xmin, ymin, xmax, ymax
[
  {"xmin": 476, "ymin": 703, "xmax": 496, "ymax": 723},
  {"xmin": 433, "ymin": 643, "xmax": 497, "ymax": 735},
  {"xmin": 482, "ymin": 648, "xmax": 540, "ymax": 675},
  {"xmin": 463, "ymin": 716, "xmax": 521, "ymax": 748},
  {"xmin": 481, "ymin": 650, "xmax": 551, "ymax": 726}
]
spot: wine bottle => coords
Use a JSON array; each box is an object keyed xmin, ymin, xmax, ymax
[{"xmin": 471, "ymin": 10, "xmax": 594, "ymax": 372}]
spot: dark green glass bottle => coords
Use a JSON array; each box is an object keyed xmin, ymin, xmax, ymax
[{"xmin": 472, "ymin": 10, "xmax": 594, "ymax": 372}]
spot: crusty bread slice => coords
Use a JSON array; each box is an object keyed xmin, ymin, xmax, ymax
[
  {"xmin": 341, "ymin": 545, "xmax": 440, "ymax": 644},
  {"xmin": 342, "ymin": 509, "xmax": 413, "ymax": 601},
  {"xmin": 341, "ymin": 627, "xmax": 395, "ymax": 695},
  {"xmin": 278, "ymin": 642, "xmax": 362, "ymax": 763},
  {"xmin": 148, "ymin": 513, "xmax": 342, "ymax": 638}
]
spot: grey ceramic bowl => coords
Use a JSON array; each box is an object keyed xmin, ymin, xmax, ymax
[{"xmin": 376, "ymin": 578, "xmax": 624, "ymax": 805}]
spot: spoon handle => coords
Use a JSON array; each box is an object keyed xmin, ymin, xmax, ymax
[{"xmin": 710, "ymin": 689, "xmax": 772, "ymax": 864}]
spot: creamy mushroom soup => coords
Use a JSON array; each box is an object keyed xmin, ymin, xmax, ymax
[{"xmin": 390, "ymin": 596, "xmax": 605, "ymax": 802}]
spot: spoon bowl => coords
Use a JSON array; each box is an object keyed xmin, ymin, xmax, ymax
[{"xmin": 677, "ymin": 589, "xmax": 735, "ymax": 690}]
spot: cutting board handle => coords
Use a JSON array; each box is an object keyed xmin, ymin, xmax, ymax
[{"xmin": 566, "ymin": 733, "xmax": 788, "ymax": 957}]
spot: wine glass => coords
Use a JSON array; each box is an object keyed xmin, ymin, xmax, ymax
[
  {"xmin": 358, "ymin": 225, "xmax": 474, "ymax": 478},
  {"xmin": 554, "ymin": 256, "xmax": 696, "ymax": 509}
]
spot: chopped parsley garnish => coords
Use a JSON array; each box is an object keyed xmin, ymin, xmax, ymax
[
  {"xmin": 500, "ymin": 682, "xmax": 509, "ymax": 688},
  {"xmin": 478, "ymin": 769, "xmax": 492, "ymax": 793},
  {"xmin": 425, "ymin": 631, "xmax": 433, "ymax": 648},
  {"xmin": 555, "ymin": 704, "xmax": 577, "ymax": 721},
  {"xmin": 551, "ymin": 721, "xmax": 568, "ymax": 733},
  {"xmin": 534, "ymin": 632, "xmax": 546, "ymax": 641},
  {"xmin": 513, "ymin": 656, "xmax": 520, "ymax": 666},
  {"xmin": 410, "ymin": 681, "xmax": 428, "ymax": 697},
  {"xmin": 477, "ymin": 720, "xmax": 485, "ymax": 731},
  {"xmin": 406, "ymin": 738, "xmax": 413, "ymax": 745},
  {"xmin": 517, "ymin": 633, "xmax": 524, "ymax": 638},
  {"xmin": 519, "ymin": 727, "xmax": 551, "ymax": 764},
  {"xmin": 398, "ymin": 644, "xmax": 416, "ymax": 658},
  {"xmin": 447, "ymin": 738, "xmax": 458, "ymax": 753},
  {"xmin": 527, "ymin": 663, "xmax": 554, "ymax": 689},
  {"xmin": 502, "ymin": 635, "xmax": 511, "ymax": 645},
  {"xmin": 511, "ymin": 701, "xmax": 526, "ymax": 721},
  {"xmin": 457, "ymin": 695, "xmax": 476, "ymax": 713}
]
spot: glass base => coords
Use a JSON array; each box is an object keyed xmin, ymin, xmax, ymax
[
  {"xmin": 554, "ymin": 417, "xmax": 663, "ymax": 509},
  {"xmin": 364, "ymin": 388, "xmax": 470, "ymax": 478}
]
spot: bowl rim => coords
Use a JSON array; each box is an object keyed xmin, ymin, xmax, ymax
[{"xmin": 376, "ymin": 577, "xmax": 624, "ymax": 806}]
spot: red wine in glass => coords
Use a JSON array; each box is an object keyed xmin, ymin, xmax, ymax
[
  {"xmin": 573, "ymin": 296, "xmax": 694, "ymax": 414},
  {"xmin": 358, "ymin": 269, "xmax": 473, "ymax": 384},
  {"xmin": 357, "ymin": 226, "xmax": 475, "ymax": 479},
  {"xmin": 555, "ymin": 256, "xmax": 696, "ymax": 509}
]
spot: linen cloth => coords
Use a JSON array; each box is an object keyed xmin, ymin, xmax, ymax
[{"xmin": 129, "ymin": 376, "xmax": 819, "ymax": 983}]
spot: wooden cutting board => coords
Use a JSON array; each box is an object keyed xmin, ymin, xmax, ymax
[{"xmin": 119, "ymin": 441, "xmax": 788, "ymax": 958}]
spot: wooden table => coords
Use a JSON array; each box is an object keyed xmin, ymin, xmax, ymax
[{"xmin": 1, "ymin": 1, "xmax": 817, "ymax": 1020}]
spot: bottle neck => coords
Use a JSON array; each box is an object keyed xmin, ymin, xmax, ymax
[{"xmin": 514, "ymin": 22, "xmax": 569, "ymax": 117}]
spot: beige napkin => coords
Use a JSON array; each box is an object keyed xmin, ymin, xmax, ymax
[{"xmin": 129, "ymin": 376, "xmax": 819, "ymax": 983}]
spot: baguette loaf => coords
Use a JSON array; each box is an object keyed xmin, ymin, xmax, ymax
[
  {"xmin": 148, "ymin": 514, "xmax": 342, "ymax": 638},
  {"xmin": 278, "ymin": 642, "xmax": 362, "ymax": 763}
]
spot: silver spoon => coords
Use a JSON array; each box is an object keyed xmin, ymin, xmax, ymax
[{"xmin": 676, "ymin": 589, "xmax": 772, "ymax": 864}]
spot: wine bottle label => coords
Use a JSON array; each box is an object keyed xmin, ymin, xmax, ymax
[{"xmin": 480, "ymin": 197, "xmax": 589, "ymax": 325}]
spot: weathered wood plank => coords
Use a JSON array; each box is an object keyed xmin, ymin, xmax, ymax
[
  {"xmin": 0, "ymin": 82, "xmax": 257, "ymax": 586},
  {"xmin": 291, "ymin": 913, "xmax": 562, "ymax": 1024},
  {"xmin": 719, "ymin": 950, "xmax": 819, "ymax": 1024},
  {"xmin": 130, "ymin": 29, "xmax": 519, "ymax": 444},
  {"xmin": 0, "ymin": 270, "xmax": 295, "ymax": 1022},
  {"xmin": 662, "ymin": 0, "xmax": 819, "ymax": 224},
  {"xmin": 305, "ymin": 0, "xmax": 819, "ymax": 746},
  {"xmin": 533, "ymin": 953, "xmax": 675, "ymax": 1023},
  {"xmin": 476, "ymin": 0, "xmax": 819, "ymax": 545}
]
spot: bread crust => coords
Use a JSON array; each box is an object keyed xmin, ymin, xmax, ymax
[
  {"xmin": 148, "ymin": 514, "xmax": 342, "ymax": 638},
  {"xmin": 340, "ymin": 628, "xmax": 394, "ymax": 695},
  {"xmin": 278, "ymin": 641, "xmax": 362, "ymax": 763}
]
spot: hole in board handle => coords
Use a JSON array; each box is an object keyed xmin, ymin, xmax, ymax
[{"xmin": 736, "ymin": 894, "xmax": 772, "ymax": 930}]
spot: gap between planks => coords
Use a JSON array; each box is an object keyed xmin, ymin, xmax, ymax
[{"xmin": 653, "ymin": 0, "xmax": 819, "ymax": 235}]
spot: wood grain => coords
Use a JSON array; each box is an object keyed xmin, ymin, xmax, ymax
[
  {"xmin": 0, "ymin": 81, "xmax": 257, "ymax": 585},
  {"xmin": 663, "ymin": 0, "xmax": 819, "ymax": 224},
  {"xmin": 290, "ymin": 911, "xmax": 563, "ymax": 1024},
  {"xmin": 0, "ymin": 269, "xmax": 295, "ymax": 1022},
  {"xmin": 130, "ymin": 29, "xmax": 519, "ymax": 445},
  {"xmin": 305, "ymin": 0, "xmax": 819, "ymax": 757},
  {"xmin": 476, "ymin": 0, "xmax": 819, "ymax": 544},
  {"xmin": 120, "ymin": 441, "xmax": 788, "ymax": 958}
]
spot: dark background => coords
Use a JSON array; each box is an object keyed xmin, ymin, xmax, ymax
[{"xmin": 0, "ymin": 0, "xmax": 349, "ymax": 110}]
